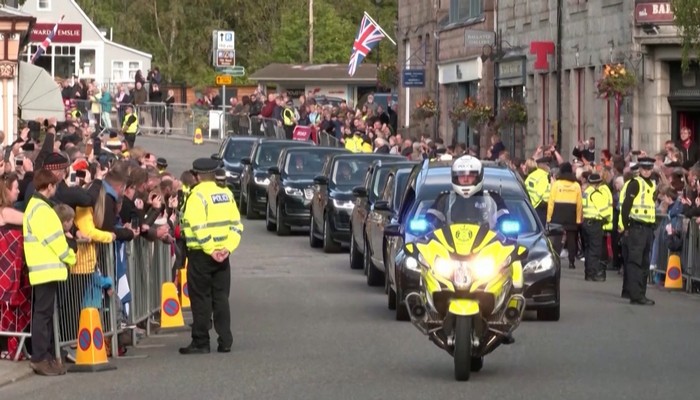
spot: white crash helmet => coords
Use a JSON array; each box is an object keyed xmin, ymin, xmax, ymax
[{"xmin": 451, "ymin": 155, "xmax": 484, "ymax": 198}]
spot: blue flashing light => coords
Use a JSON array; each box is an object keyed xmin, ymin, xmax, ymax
[
  {"xmin": 408, "ymin": 218, "xmax": 429, "ymax": 234},
  {"xmin": 500, "ymin": 220, "xmax": 521, "ymax": 235}
]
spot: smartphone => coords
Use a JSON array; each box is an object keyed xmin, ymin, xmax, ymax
[
  {"xmin": 15, "ymin": 158, "xmax": 23, "ymax": 167},
  {"xmin": 3, "ymin": 146, "xmax": 11, "ymax": 162},
  {"xmin": 131, "ymin": 216, "xmax": 140, "ymax": 228},
  {"xmin": 69, "ymin": 172, "xmax": 77, "ymax": 182},
  {"xmin": 76, "ymin": 170, "xmax": 87, "ymax": 179},
  {"xmin": 21, "ymin": 142, "xmax": 35, "ymax": 152}
]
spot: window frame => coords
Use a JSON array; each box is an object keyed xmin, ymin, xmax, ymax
[
  {"xmin": 111, "ymin": 60, "xmax": 143, "ymax": 82},
  {"xmin": 449, "ymin": 0, "xmax": 483, "ymax": 24},
  {"xmin": 37, "ymin": 0, "xmax": 51, "ymax": 11}
]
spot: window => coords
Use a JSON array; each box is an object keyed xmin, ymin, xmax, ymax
[
  {"xmin": 450, "ymin": 0, "xmax": 482, "ymax": 23},
  {"xmin": 111, "ymin": 61, "xmax": 142, "ymax": 82},
  {"xmin": 37, "ymin": 0, "xmax": 50, "ymax": 10}
]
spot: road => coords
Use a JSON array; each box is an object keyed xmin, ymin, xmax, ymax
[{"xmin": 2, "ymin": 137, "xmax": 700, "ymax": 399}]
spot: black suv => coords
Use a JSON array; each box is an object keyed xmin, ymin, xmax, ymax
[
  {"xmin": 349, "ymin": 160, "xmax": 417, "ymax": 270},
  {"xmin": 211, "ymin": 136, "xmax": 257, "ymax": 200},
  {"xmin": 239, "ymin": 139, "xmax": 314, "ymax": 219},
  {"xmin": 384, "ymin": 160, "xmax": 562, "ymax": 321},
  {"xmin": 266, "ymin": 146, "xmax": 348, "ymax": 235},
  {"xmin": 309, "ymin": 153, "xmax": 404, "ymax": 253}
]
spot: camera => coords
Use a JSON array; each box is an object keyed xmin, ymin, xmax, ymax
[{"xmin": 76, "ymin": 170, "xmax": 87, "ymax": 179}]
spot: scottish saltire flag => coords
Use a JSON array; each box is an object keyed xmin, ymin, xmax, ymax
[
  {"xmin": 348, "ymin": 13, "xmax": 386, "ymax": 77},
  {"xmin": 30, "ymin": 14, "xmax": 65, "ymax": 64},
  {"xmin": 114, "ymin": 240, "xmax": 131, "ymax": 317}
]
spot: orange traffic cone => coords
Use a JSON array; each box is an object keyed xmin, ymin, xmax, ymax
[
  {"xmin": 193, "ymin": 128, "xmax": 203, "ymax": 145},
  {"xmin": 664, "ymin": 254, "xmax": 683, "ymax": 290},
  {"xmin": 68, "ymin": 308, "xmax": 116, "ymax": 372},
  {"xmin": 160, "ymin": 282, "xmax": 185, "ymax": 328},
  {"xmin": 179, "ymin": 267, "xmax": 191, "ymax": 309}
]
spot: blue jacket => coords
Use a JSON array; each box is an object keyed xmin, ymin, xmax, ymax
[{"xmin": 82, "ymin": 271, "xmax": 114, "ymax": 309}]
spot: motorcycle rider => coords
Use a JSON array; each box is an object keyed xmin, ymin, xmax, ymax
[{"xmin": 427, "ymin": 155, "xmax": 510, "ymax": 230}]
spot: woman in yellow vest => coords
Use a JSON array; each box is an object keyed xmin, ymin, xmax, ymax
[{"xmin": 23, "ymin": 170, "xmax": 76, "ymax": 376}]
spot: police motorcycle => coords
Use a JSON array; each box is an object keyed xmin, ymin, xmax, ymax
[{"xmin": 401, "ymin": 157, "xmax": 528, "ymax": 381}]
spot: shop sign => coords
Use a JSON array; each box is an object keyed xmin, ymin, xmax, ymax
[
  {"xmin": 30, "ymin": 24, "xmax": 82, "ymax": 43},
  {"xmin": 635, "ymin": 2, "xmax": 674, "ymax": 25},
  {"xmin": 496, "ymin": 59, "xmax": 525, "ymax": 87},
  {"xmin": 530, "ymin": 41, "xmax": 555, "ymax": 71}
]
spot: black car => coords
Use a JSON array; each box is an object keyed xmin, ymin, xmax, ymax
[
  {"xmin": 362, "ymin": 166, "xmax": 415, "ymax": 287},
  {"xmin": 349, "ymin": 160, "xmax": 417, "ymax": 271},
  {"xmin": 210, "ymin": 136, "xmax": 257, "ymax": 199},
  {"xmin": 266, "ymin": 146, "xmax": 349, "ymax": 235},
  {"xmin": 384, "ymin": 160, "xmax": 562, "ymax": 321},
  {"xmin": 309, "ymin": 153, "xmax": 404, "ymax": 253},
  {"xmin": 239, "ymin": 139, "xmax": 314, "ymax": 219}
]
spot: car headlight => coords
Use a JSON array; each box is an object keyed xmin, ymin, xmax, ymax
[
  {"xmin": 523, "ymin": 254, "xmax": 554, "ymax": 274},
  {"xmin": 226, "ymin": 171, "xmax": 240, "ymax": 180},
  {"xmin": 303, "ymin": 188, "xmax": 314, "ymax": 200},
  {"xmin": 254, "ymin": 176, "xmax": 270, "ymax": 186},
  {"xmin": 332, "ymin": 199, "xmax": 354, "ymax": 210},
  {"xmin": 284, "ymin": 186, "xmax": 303, "ymax": 197}
]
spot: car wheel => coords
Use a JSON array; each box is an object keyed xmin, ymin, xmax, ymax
[
  {"xmin": 239, "ymin": 189, "xmax": 247, "ymax": 216},
  {"xmin": 322, "ymin": 215, "xmax": 341, "ymax": 253},
  {"xmin": 245, "ymin": 188, "xmax": 258, "ymax": 219},
  {"xmin": 366, "ymin": 238, "xmax": 384, "ymax": 287},
  {"xmin": 265, "ymin": 202, "xmax": 275, "ymax": 231},
  {"xmin": 349, "ymin": 234, "xmax": 363, "ymax": 270},
  {"xmin": 309, "ymin": 214, "xmax": 322, "ymax": 248},
  {"xmin": 537, "ymin": 305, "xmax": 560, "ymax": 321},
  {"xmin": 276, "ymin": 202, "xmax": 291, "ymax": 236}
]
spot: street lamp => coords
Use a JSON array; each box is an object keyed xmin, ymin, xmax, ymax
[{"xmin": 374, "ymin": 0, "xmax": 382, "ymax": 92}]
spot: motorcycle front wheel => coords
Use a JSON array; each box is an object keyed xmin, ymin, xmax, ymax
[{"xmin": 453, "ymin": 315, "xmax": 472, "ymax": 381}]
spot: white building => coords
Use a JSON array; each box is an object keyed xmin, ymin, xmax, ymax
[{"xmin": 19, "ymin": 0, "xmax": 151, "ymax": 84}]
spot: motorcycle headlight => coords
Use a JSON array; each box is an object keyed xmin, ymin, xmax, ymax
[
  {"xmin": 523, "ymin": 254, "xmax": 554, "ymax": 274},
  {"xmin": 254, "ymin": 176, "xmax": 270, "ymax": 186},
  {"xmin": 434, "ymin": 257, "xmax": 456, "ymax": 279},
  {"xmin": 332, "ymin": 199, "xmax": 355, "ymax": 210},
  {"xmin": 470, "ymin": 257, "xmax": 499, "ymax": 281},
  {"xmin": 405, "ymin": 256, "xmax": 420, "ymax": 272},
  {"xmin": 284, "ymin": 186, "xmax": 303, "ymax": 197}
]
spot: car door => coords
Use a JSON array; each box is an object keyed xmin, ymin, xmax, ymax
[
  {"xmin": 312, "ymin": 157, "xmax": 330, "ymax": 233},
  {"xmin": 352, "ymin": 168, "xmax": 373, "ymax": 252},
  {"xmin": 370, "ymin": 173, "xmax": 395, "ymax": 267},
  {"xmin": 241, "ymin": 142, "xmax": 259, "ymax": 203},
  {"xmin": 268, "ymin": 152, "xmax": 285, "ymax": 218}
]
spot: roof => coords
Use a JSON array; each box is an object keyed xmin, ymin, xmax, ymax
[
  {"xmin": 0, "ymin": 5, "xmax": 34, "ymax": 18},
  {"xmin": 249, "ymin": 63, "xmax": 377, "ymax": 83}
]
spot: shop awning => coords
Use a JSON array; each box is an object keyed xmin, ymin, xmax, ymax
[{"xmin": 18, "ymin": 61, "xmax": 64, "ymax": 121}]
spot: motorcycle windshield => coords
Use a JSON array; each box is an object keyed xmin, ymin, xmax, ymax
[{"xmin": 428, "ymin": 192, "xmax": 500, "ymax": 230}]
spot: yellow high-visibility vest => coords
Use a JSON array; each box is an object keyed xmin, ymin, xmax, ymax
[
  {"xmin": 630, "ymin": 177, "xmax": 656, "ymax": 224},
  {"xmin": 525, "ymin": 168, "xmax": 550, "ymax": 208}
]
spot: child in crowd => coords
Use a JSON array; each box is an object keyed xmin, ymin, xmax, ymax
[{"xmin": 53, "ymin": 204, "xmax": 77, "ymax": 252}]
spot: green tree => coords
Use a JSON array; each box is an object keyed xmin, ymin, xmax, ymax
[{"xmin": 671, "ymin": 0, "xmax": 700, "ymax": 70}]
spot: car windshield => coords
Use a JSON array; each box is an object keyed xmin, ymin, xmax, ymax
[
  {"xmin": 223, "ymin": 141, "xmax": 254, "ymax": 163},
  {"xmin": 331, "ymin": 159, "xmax": 370, "ymax": 190},
  {"xmin": 284, "ymin": 152, "xmax": 327, "ymax": 178},
  {"xmin": 255, "ymin": 144, "xmax": 291, "ymax": 168},
  {"xmin": 370, "ymin": 168, "xmax": 392, "ymax": 201}
]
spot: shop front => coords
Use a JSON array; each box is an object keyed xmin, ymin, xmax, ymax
[
  {"xmin": 438, "ymin": 57, "xmax": 482, "ymax": 146},
  {"xmin": 495, "ymin": 57, "xmax": 526, "ymax": 158}
]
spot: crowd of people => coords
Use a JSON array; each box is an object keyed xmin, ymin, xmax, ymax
[{"xmin": 0, "ymin": 112, "xmax": 187, "ymax": 376}]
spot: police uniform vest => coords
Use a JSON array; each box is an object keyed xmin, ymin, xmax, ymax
[
  {"xmin": 70, "ymin": 109, "xmax": 81, "ymax": 120},
  {"xmin": 525, "ymin": 168, "xmax": 550, "ymax": 208},
  {"xmin": 283, "ymin": 108, "xmax": 295, "ymax": 126},
  {"xmin": 630, "ymin": 177, "xmax": 656, "ymax": 224},
  {"xmin": 23, "ymin": 196, "xmax": 77, "ymax": 285},
  {"xmin": 582, "ymin": 185, "xmax": 613, "ymax": 227},
  {"xmin": 616, "ymin": 179, "xmax": 630, "ymax": 231},
  {"xmin": 122, "ymin": 112, "xmax": 139, "ymax": 134},
  {"xmin": 181, "ymin": 181, "xmax": 244, "ymax": 254},
  {"xmin": 361, "ymin": 139, "xmax": 372, "ymax": 153}
]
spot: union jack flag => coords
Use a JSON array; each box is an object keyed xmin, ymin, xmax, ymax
[
  {"xmin": 31, "ymin": 15, "xmax": 65, "ymax": 64},
  {"xmin": 348, "ymin": 13, "xmax": 386, "ymax": 77}
]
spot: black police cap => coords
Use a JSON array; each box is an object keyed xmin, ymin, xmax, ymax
[
  {"xmin": 638, "ymin": 157, "xmax": 655, "ymax": 168},
  {"xmin": 157, "ymin": 157, "xmax": 168, "ymax": 167},
  {"xmin": 191, "ymin": 158, "xmax": 219, "ymax": 174},
  {"xmin": 588, "ymin": 173, "xmax": 602, "ymax": 184}
]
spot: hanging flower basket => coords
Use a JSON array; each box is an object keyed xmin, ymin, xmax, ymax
[
  {"xmin": 377, "ymin": 64, "xmax": 399, "ymax": 89},
  {"xmin": 596, "ymin": 63, "xmax": 637, "ymax": 100},
  {"xmin": 496, "ymin": 99, "xmax": 528, "ymax": 127},
  {"xmin": 463, "ymin": 97, "xmax": 494, "ymax": 129},
  {"xmin": 449, "ymin": 104, "xmax": 469, "ymax": 125},
  {"xmin": 413, "ymin": 97, "xmax": 438, "ymax": 121}
]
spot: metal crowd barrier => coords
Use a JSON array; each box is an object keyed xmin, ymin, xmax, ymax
[
  {"xmin": 39, "ymin": 238, "xmax": 174, "ymax": 362},
  {"xmin": 650, "ymin": 216, "xmax": 700, "ymax": 293},
  {"xmin": 318, "ymin": 131, "xmax": 342, "ymax": 148}
]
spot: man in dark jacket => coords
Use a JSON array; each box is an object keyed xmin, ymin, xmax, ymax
[
  {"xmin": 22, "ymin": 152, "xmax": 93, "ymax": 210},
  {"xmin": 675, "ymin": 127, "xmax": 700, "ymax": 169}
]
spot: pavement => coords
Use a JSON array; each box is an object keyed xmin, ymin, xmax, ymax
[{"xmin": 2, "ymin": 138, "xmax": 700, "ymax": 398}]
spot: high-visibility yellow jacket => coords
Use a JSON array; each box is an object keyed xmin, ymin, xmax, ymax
[
  {"xmin": 72, "ymin": 206, "xmax": 115, "ymax": 274},
  {"xmin": 547, "ymin": 177, "xmax": 583, "ymax": 226},
  {"xmin": 23, "ymin": 195, "xmax": 76, "ymax": 285},
  {"xmin": 582, "ymin": 184, "xmax": 613, "ymax": 230},
  {"xmin": 122, "ymin": 112, "xmax": 138, "ymax": 134},
  {"xmin": 181, "ymin": 181, "xmax": 243, "ymax": 255},
  {"xmin": 525, "ymin": 168, "xmax": 550, "ymax": 208}
]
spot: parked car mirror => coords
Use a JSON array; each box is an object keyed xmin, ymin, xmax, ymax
[
  {"xmin": 210, "ymin": 153, "xmax": 221, "ymax": 160},
  {"xmin": 268, "ymin": 166, "xmax": 280, "ymax": 175},
  {"xmin": 314, "ymin": 175, "xmax": 329, "ymax": 185},
  {"xmin": 373, "ymin": 200, "xmax": 392, "ymax": 212},
  {"xmin": 352, "ymin": 186, "xmax": 368, "ymax": 198},
  {"xmin": 384, "ymin": 223, "xmax": 402, "ymax": 237}
]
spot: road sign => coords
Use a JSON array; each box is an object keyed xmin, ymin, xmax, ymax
[
  {"xmin": 216, "ymin": 75, "xmax": 233, "ymax": 86},
  {"xmin": 216, "ymin": 50, "xmax": 235, "ymax": 68},
  {"xmin": 217, "ymin": 30, "xmax": 235, "ymax": 50}
]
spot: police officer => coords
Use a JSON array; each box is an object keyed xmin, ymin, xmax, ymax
[
  {"xmin": 157, "ymin": 157, "xmax": 168, "ymax": 174},
  {"xmin": 582, "ymin": 173, "xmax": 613, "ymax": 281},
  {"xmin": 620, "ymin": 157, "xmax": 656, "ymax": 305},
  {"xmin": 525, "ymin": 157, "xmax": 551, "ymax": 225},
  {"xmin": 179, "ymin": 158, "xmax": 244, "ymax": 354},
  {"xmin": 121, "ymin": 104, "xmax": 139, "ymax": 149}
]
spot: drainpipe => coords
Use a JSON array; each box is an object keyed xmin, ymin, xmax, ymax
[{"xmin": 555, "ymin": 0, "xmax": 563, "ymax": 147}]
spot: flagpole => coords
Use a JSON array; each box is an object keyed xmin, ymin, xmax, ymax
[{"xmin": 363, "ymin": 11, "xmax": 396, "ymax": 46}]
